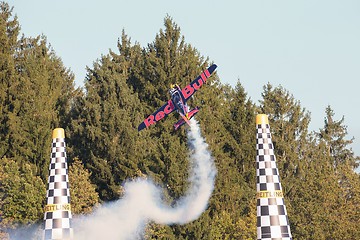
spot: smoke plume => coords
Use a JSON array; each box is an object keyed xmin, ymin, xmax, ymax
[{"xmin": 73, "ymin": 118, "xmax": 216, "ymax": 239}]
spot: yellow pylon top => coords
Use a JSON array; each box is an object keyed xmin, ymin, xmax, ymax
[
  {"xmin": 52, "ymin": 128, "xmax": 65, "ymax": 139},
  {"xmin": 256, "ymin": 114, "xmax": 269, "ymax": 125}
]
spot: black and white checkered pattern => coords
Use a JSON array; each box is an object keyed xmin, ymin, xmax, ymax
[
  {"xmin": 256, "ymin": 122, "xmax": 292, "ymax": 240},
  {"xmin": 44, "ymin": 136, "xmax": 73, "ymax": 240}
]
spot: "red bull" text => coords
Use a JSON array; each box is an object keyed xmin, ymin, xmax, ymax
[
  {"xmin": 182, "ymin": 69, "xmax": 210, "ymax": 99},
  {"xmin": 144, "ymin": 100, "xmax": 175, "ymax": 127}
]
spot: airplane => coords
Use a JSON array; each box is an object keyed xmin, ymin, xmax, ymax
[{"xmin": 138, "ymin": 64, "xmax": 217, "ymax": 131}]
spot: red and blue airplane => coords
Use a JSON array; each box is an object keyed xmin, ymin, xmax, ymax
[{"xmin": 138, "ymin": 64, "xmax": 217, "ymax": 131}]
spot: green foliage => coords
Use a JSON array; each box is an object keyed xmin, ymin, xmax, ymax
[
  {"xmin": 0, "ymin": 2, "xmax": 19, "ymax": 161},
  {"xmin": 0, "ymin": 2, "xmax": 77, "ymax": 233},
  {"xmin": 68, "ymin": 158, "xmax": 99, "ymax": 214},
  {"xmin": 1, "ymin": 4, "xmax": 360, "ymax": 239},
  {"xmin": 318, "ymin": 105, "xmax": 360, "ymax": 168},
  {"xmin": 0, "ymin": 158, "xmax": 46, "ymax": 229},
  {"xmin": 208, "ymin": 209, "xmax": 256, "ymax": 240},
  {"xmin": 67, "ymin": 32, "xmax": 146, "ymax": 200},
  {"xmin": 260, "ymin": 85, "xmax": 360, "ymax": 239},
  {"xmin": 145, "ymin": 222, "xmax": 176, "ymax": 240},
  {"xmin": 0, "ymin": 3, "xmax": 77, "ymax": 181},
  {"xmin": 9, "ymin": 35, "xmax": 76, "ymax": 179}
]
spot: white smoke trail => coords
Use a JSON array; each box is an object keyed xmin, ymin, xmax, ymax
[{"xmin": 74, "ymin": 118, "xmax": 216, "ymax": 239}]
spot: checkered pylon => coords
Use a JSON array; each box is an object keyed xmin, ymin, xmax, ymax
[
  {"xmin": 43, "ymin": 128, "xmax": 73, "ymax": 240},
  {"xmin": 256, "ymin": 114, "xmax": 292, "ymax": 240}
]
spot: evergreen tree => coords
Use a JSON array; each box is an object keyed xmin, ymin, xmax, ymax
[
  {"xmin": 9, "ymin": 35, "xmax": 76, "ymax": 179},
  {"xmin": 0, "ymin": 2, "xmax": 19, "ymax": 161},
  {"xmin": 313, "ymin": 106, "xmax": 360, "ymax": 238},
  {"xmin": 68, "ymin": 31, "xmax": 146, "ymax": 200},
  {"xmin": 333, "ymin": 164, "xmax": 360, "ymax": 239},
  {"xmin": 259, "ymin": 83, "xmax": 311, "ymax": 179},
  {"xmin": 0, "ymin": 3, "xmax": 77, "ymax": 179},
  {"xmin": 286, "ymin": 137, "xmax": 342, "ymax": 239},
  {"xmin": 226, "ymin": 81, "xmax": 256, "ymax": 177},
  {"xmin": 287, "ymin": 136, "xmax": 360, "ymax": 239},
  {"xmin": 132, "ymin": 16, "xmax": 205, "ymax": 104},
  {"xmin": 223, "ymin": 81, "xmax": 257, "ymax": 212},
  {"xmin": 318, "ymin": 105, "xmax": 359, "ymax": 169}
]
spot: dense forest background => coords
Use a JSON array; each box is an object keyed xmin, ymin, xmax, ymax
[{"xmin": 1, "ymin": 2, "xmax": 360, "ymax": 239}]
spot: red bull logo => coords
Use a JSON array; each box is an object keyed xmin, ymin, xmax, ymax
[
  {"xmin": 144, "ymin": 100, "xmax": 175, "ymax": 127},
  {"xmin": 182, "ymin": 69, "xmax": 210, "ymax": 99}
]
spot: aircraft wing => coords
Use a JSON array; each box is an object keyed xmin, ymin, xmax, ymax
[
  {"xmin": 181, "ymin": 64, "xmax": 217, "ymax": 101},
  {"xmin": 138, "ymin": 100, "xmax": 176, "ymax": 131}
]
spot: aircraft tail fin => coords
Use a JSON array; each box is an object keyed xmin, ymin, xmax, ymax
[{"xmin": 174, "ymin": 107, "xmax": 199, "ymax": 130}]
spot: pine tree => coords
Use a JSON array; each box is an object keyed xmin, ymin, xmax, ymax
[
  {"xmin": 285, "ymin": 137, "xmax": 341, "ymax": 239},
  {"xmin": 333, "ymin": 164, "xmax": 360, "ymax": 238},
  {"xmin": 318, "ymin": 105, "xmax": 359, "ymax": 169},
  {"xmin": 314, "ymin": 106, "xmax": 360, "ymax": 238},
  {"xmin": 0, "ymin": 2, "xmax": 19, "ymax": 160},
  {"xmin": 68, "ymin": 31, "xmax": 146, "ymax": 200},
  {"xmin": 226, "ymin": 81, "xmax": 256, "ymax": 175},
  {"xmin": 224, "ymin": 81, "xmax": 257, "ymax": 201},
  {"xmin": 132, "ymin": 15, "xmax": 205, "ymax": 104},
  {"xmin": 259, "ymin": 83, "xmax": 311, "ymax": 179},
  {"xmin": 8, "ymin": 35, "xmax": 76, "ymax": 179},
  {"xmin": 0, "ymin": 3, "xmax": 77, "ymax": 179}
]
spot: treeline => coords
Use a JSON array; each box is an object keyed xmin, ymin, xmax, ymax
[{"xmin": 1, "ymin": 2, "xmax": 360, "ymax": 239}]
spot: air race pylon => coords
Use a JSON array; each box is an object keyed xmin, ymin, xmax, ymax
[
  {"xmin": 256, "ymin": 114, "xmax": 292, "ymax": 240},
  {"xmin": 44, "ymin": 128, "xmax": 73, "ymax": 240}
]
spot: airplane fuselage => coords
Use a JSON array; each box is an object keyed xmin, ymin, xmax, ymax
[{"xmin": 169, "ymin": 85, "xmax": 188, "ymax": 118}]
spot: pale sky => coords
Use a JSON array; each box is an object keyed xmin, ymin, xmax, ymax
[{"xmin": 9, "ymin": 0, "xmax": 360, "ymax": 155}]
